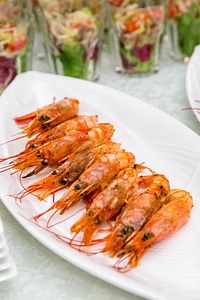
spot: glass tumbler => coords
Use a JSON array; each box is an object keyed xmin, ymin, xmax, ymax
[
  {"xmin": 37, "ymin": 0, "xmax": 106, "ymax": 81},
  {"xmin": 0, "ymin": 1, "xmax": 34, "ymax": 94},
  {"xmin": 167, "ymin": 0, "xmax": 200, "ymax": 62},
  {"xmin": 107, "ymin": 0, "xmax": 166, "ymax": 75}
]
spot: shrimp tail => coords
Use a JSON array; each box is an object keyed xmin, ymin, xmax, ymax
[{"xmin": 14, "ymin": 97, "xmax": 79, "ymax": 138}]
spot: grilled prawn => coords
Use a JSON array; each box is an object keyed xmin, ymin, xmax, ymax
[
  {"xmin": 103, "ymin": 174, "xmax": 170, "ymax": 257},
  {"xmin": 25, "ymin": 115, "xmax": 98, "ymax": 152},
  {"xmin": 1, "ymin": 123, "xmax": 115, "ymax": 177},
  {"xmin": 0, "ymin": 115, "xmax": 98, "ymax": 163},
  {"xmin": 115, "ymin": 188, "xmax": 193, "ymax": 271},
  {"xmin": 35, "ymin": 150, "xmax": 135, "ymax": 219},
  {"xmin": 14, "ymin": 97, "xmax": 79, "ymax": 138},
  {"xmin": 17, "ymin": 142, "xmax": 121, "ymax": 201},
  {"xmin": 70, "ymin": 167, "xmax": 139, "ymax": 246}
]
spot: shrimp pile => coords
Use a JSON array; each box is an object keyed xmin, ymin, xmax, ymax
[{"xmin": 0, "ymin": 97, "xmax": 194, "ymax": 272}]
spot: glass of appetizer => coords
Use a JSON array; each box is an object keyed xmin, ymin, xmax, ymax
[
  {"xmin": 37, "ymin": 0, "xmax": 106, "ymax": 81},
  {"xmin": 0, "ymin": 1, "xmax": 34, "ymax": 94},
  {"xmin": 167, "ymin": 0, "xmax": 200, "ymax": 62},
  {"xmin": 107, "ymin": 0, "xmax": 166, "ymax": 75}
]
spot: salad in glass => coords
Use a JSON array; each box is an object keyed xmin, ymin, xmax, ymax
[
  {"xmin": 167, "ymin": 0, "xmax": 200, "ymax": 59},
  {"xmin": 107, "ymin": 0, "xmax": 165, "ymax": 74},
  {"xmin": 0, "ymin": 2, "xmax": 33, "ymax": 94},
  {"xmin": 38, "ymin": 0, "xmax": 105, "ymax": 81}
]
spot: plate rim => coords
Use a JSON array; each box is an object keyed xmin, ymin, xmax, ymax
[{"xmin": 186, "ymin": 45, "xmax": 200, "ymax": 122}]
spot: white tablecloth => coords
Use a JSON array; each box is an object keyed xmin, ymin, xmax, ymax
[{"xmin": 0, "ymin": 36, "xmax": 200, "ymax": 300}]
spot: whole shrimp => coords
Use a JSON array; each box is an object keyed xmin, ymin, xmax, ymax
[
  {"xmin": 114, "ymin": 188, "xmax": 193, "ymax": 272},
  {"xmin": 14, "ymin": 97, "xmax": 79, "ymax": 138},
  {"xmin": 18, "ymin": 142, "xmax": 121, "ymax": 201},
  {"xmin": 0, "ymin": 115, "xmax": 98, "ymax": 162},
  {"xmin": 1, "ymin": 123, "xmax": 115, "ymax": 177},
  {"xmin": 70, "ymin": 166, "xmax": 139, "ymax": 246},
  {"xmin": 25, "ymin": 115, "xmax": 98, "ymax": 152},
  {"xmin": 35, "ymin": 150, "xmax": 135, "ymax": 219},
  {"xmin": 103, "ymin": 173, "xmax": 170, "ymax": 257}
]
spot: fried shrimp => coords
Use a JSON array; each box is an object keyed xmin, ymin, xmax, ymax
[
  {"xmin": 0, "ymin": 93, "xmax": 194, "ymax": 275},
  {"xmin": 18, "ymin": 142, "xmax": 121, "ymax": 201},
  {"xmin": 103, "ymin": 174, "xmax": 170, "ymax": 257},
  {"xmin": 35, "ymin": 150, "xmax": 135, "ymax": 219},
  {"xmin": 114, "ymin": 188, "xmax": 193, "ymax": 272},
  {"xmin": 0, "ymin": 123, "xmax": 115, "ymax": 177},
  {"xmin": 25, "ymin": 115, "xmax": 98, "ymax": 152},
  {"xmin": 0, "ymin": 115, "xmax": 98, "ymax": 162},
  {"xmin": 14, "ymin": 97, "xmax": 79, "ymax": 138},
  {"xmin": 70, "ymin": 167, "xmax": 139, "ymax": 246}
]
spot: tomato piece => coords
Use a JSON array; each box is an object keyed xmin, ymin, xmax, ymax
[
  {"xmin": 5, "ymin": 23, "xmax": 15, "ymax": 29},
  {"xmin": 125, "ymin": 20, "xmax": 139, "ymax": 32},
  {"xmin": 142, "ymin": 12, "xmax": 151, "ymax": 20},
  {"xmin": 167, "ymin": 3, "xmax": 179, "ymax": 18},
  {"xmin": 73, "ymin": 19, "xmax": 92, "ymax": 28},
  {"xmin": 8, "ymin": 37, "xmax": 27, "ymax": 51},
  {"xmin": 151, "ymin": 9, "xmax": 164, "ymax": 20},
  {"xmin": 108, "ymin": 0, "xmax": 123, "ymax": 6},
  {"xmin": 73, "ymin": 21, "xmax": 82, "ymax": 28},
  {"xmin": 2, "ymin": 23, "xmax": 15, "ymax": 33}
]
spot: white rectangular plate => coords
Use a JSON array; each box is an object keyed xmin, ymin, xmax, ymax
[{"xmin": 0, "ymin": 71, "xmax": 200, "ymax": 300}]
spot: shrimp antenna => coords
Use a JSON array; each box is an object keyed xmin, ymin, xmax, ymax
[{"xmin": 0, "ymin": 133, "xmax": 26, "ymax": 147}]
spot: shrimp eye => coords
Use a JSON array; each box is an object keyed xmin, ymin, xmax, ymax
[
  {"xmin": 36, "ymin": 150, "xmax": 41, "ymax": 157},
  {"xmin": 29, "ymin": 144, "xmax": 36, "ymax": 149},
  {"xmin": 41, "ymin": 124, "xmax": 48, "ymax": 129},
  {"xmin": 88, "ymin": 210, "xmax": 94, "ymax": 216},
  {"xmin": 38, "ymin": 115, "xmax": 50, "ymax": 122},
  {"xmin": 41, "ymin": 160, "xmax": 48, "ymax": 166},
  {"xmin": 141, "ymin": 232, "xmax": 154, "ymax": 242},
  {"xmin": 52, "ymin": 170, "xmax": 58, "ymax": 175},
  {"xmin": 75, "ymin": 182, "xmax": 87, "ymax": 191},
  {"xmin": 120, "ymin": 226, "xmax": 133, "ymax": 237},
  {"xmin": 94, "ymin": 217, "xmax": 102, "ymax": 225},
  {"xmin": 60, "ymin": 178, "xmax": 68, "ymax": 185}
]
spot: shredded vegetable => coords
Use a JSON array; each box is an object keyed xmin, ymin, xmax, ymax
[
  {"xmin": 0, "ymin": 23, "xmax": 28, "ymax": 58},
  {"xmin": 109, "ymin": 1, "xmax": 164, "ymax": 73},
  {"xmin": 0, "ymin": 2, "xmax": 29, "ymax": 93},
  {"xmin": 167, "ymin": 0, "xmax": 200, "ymax": 57},
  {"xmin": 39, "ymin": 0, "xmax": 103, "ymax": 80},
  {"xmin": 0, "ymin": 56, "xmax": 17, "ymax": 94}
]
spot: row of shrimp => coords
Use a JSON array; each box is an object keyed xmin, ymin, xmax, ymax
[{"xmin": 0, "ymin": 97, "xmax": 194, "ymax": 272}]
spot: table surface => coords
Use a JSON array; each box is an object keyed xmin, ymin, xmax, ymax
[{"xmin": 0, "ymin": 35, "xmax": 200, "ymax": 300}]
